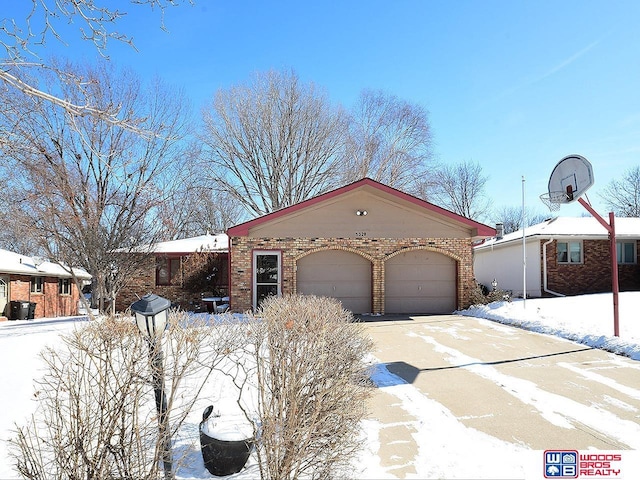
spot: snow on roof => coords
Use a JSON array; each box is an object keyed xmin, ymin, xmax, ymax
[
  {"xmin": 151, "ymin": 233, "xmax": 229, "ymax": 254},
  {"xmin": 0, "ymin": 248, "xmax": 91, "ymax": 279},
  {"xmin": 477, "ymin": 216, "xmax": 640, "ymax": 250}
]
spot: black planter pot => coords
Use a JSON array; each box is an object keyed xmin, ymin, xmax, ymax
[{"xmin": 199, "ymin": 405, "xmax": 253, "ymax": 477}]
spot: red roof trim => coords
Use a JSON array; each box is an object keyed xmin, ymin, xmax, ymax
[{"xmin": 227, "ymin": 178, "xmax": 495, "ymax": 237}]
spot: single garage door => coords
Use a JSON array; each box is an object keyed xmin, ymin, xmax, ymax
[
  {"xmin": 297, "ymin": 250, "xmax": 371, "ymax": 313},
  {"xmin": 385, "ymin": 250, "xmax": 456, "ymax": 314}
]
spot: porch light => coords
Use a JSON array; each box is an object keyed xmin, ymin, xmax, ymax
[
  {"xmin": 356, "ymin": 210, "xmax": 368, "ymax": 216},
  {"xmin": 130, "ymin": 293, "xmax": 174, "ymax": 480},
  {"xmin": 132, "ymin": 293, "xmax": 171, "ymax": 338},
  {"xmin": 491, "ymin": 278, "xmax": 498, "ymax": 291}
]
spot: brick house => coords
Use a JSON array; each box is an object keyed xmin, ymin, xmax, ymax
[
  {"xmin": 226, "ymin": 178, "xmax": 495, "ymax": 314},
  {"xmin": 0, "ymin": 248, "xmax": 91, "ymax": 320},
  {"xmin": 473, "ymin": 216, "xmax": 640, "ymax": 298},
  {"xmin": 116, "ymin": 233, "xmax": 229, "ymax": 312}
]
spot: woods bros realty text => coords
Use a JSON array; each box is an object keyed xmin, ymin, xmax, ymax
[{"xmin": 544, "ymin": 451, "xmax": 624, "ymax": 478}]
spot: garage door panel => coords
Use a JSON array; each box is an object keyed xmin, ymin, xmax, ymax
[
  {"xmin": 386, "ymin": 280, "xmax": 453, "ymax": 297},
  {"xmin": 297, "ymin": 250, "xmax": 371, "ymax": 314},
  {"xmin": 387, "ymin": 264, "xmax": 453, "ymax": 282},
  {"xmin": 395, "ymin": 296, "xmax": 454, "ymax": 313},
  {"xmin": 298, "ymin": 281, "xmax": 370, "ymax": 297},
  {"xmin": 298, "ymin": 264, "xmax": 370, "ymax": 282},
  {"xmin": 385, "ymin": 251, "xmax": 456, "ymax": 314}
]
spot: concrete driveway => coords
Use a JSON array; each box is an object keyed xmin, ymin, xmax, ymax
[{"xmin": 362, "ymin": 314, "xmax": 640, "ymax": 478}]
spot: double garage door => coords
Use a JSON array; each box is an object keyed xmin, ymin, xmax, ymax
[{"xmin": 296, "ymin": 250, "xmax": 456, "ymax": 314}]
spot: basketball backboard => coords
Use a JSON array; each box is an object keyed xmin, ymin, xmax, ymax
[{"xmin": 547, "ymin": 154, "xmax": 594, "ymax": 203}]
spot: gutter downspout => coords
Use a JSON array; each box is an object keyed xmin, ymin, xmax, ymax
[{"xmin": 542, "ymin": 238, "xmax": 565, "ymax": 297}]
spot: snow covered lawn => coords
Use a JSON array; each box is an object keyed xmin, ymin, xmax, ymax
[
  {"xmin": 459, "ymin": 291, "xmax": 640, "ymax": 360},
  {"xmin": 0, "ymin": 292, "xmax": 639, "ymax": 479}
]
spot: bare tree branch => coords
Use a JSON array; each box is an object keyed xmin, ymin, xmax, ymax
[
  {"xmin": 599, "ymin": 165, "xmax": 640, "ymax": 217},
  {"xmin": 340, "ymin": 89, "xmax": 433, "ymax": 193},
  {"xmin": 1, "ymin": 1, "xmax": 191, "ymax": 129},
  {"xmin": 492, "ymin": 205, "xmax": 551, "ymax": 233},
  {"xmin": 200, "ymin": 69, "xmax": 348, "ymax": 217},
  {"xmin": 427, "ymin": 160, "xmax": 491, "ymax": 220},
  {"xmin": 0, "ymin": 58, "xmax": 191, "ymax": 312}
]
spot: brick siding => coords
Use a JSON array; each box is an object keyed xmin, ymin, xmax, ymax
[
  {"xmin": 544, "ymin": 239, "xmax": 640, "ymax": 295},
  {"xmin": 4, "ymin": 274, "xmax": 81, "ymax": 319},
  {"xmin": 230, "ymin": 236, "xmax": 475, "ymax": 314},
  {"xmin": 117, "ymin": 253, "xmax": 229, "ymax": 312}
]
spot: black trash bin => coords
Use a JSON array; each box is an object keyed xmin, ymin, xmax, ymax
[
  {"xmin": 28, "ymin": 302, "xmax": 36, "ymax": 320},
  {"xmin": 10, "ymin": 301, "xmax": 30, "ymax": 320},
  {"xmin": 199, "ymin": 405, "xmax": 253, "ymax": 476}
]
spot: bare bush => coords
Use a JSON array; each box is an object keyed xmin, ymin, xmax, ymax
[
  {"xmin": 8, "ymin": 311, "xmax": 243, "ymax": 480},
  {"xmin": 469, "ymin": 282, "xmax": 512, "ymax": 306},
  {"xmin": 246, "ymin": 294, "xmax": 374, "ymax": 480},
  {"xmin": 8, "ymin": 298, "xmax": 373, "ymax": 480}
]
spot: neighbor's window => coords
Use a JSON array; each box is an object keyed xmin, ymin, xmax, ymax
[
  {"xmin": 31, "ymin": 277, "xmax": 44, "ymax": 294},
  {"xmin": 557, "ymin": 241, "xmax": 582, "ymax": 264},
  {"xmin": 156, "ymin": 257, "xmax": 181, "ymax": 286},
  {"xmin": 617, "ymin": 241, "xmax": 636, "ymax": 264},
  {"xmin": 58, "ymin": 278, "xmax": 71, "ymax": 295}
]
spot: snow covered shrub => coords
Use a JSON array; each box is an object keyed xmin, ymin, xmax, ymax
[
  {"xmin": 248, "ymin": 294, "xmax": 374, "ymax": 480},
  {"xmin": 9, "ymin": 312, "xmax": 242, "ymax": 480},
  {"xmin": 470, "ymin": 281, "xmax": 512, "ymax": 306}
]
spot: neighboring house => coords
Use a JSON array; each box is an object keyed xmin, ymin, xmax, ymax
[
  {"xmin": 117, "ymin": 233, "xmax": 229, "ymax": 312},
  {"xmin": 0, "ymin": 248, "xmax": 91, "ymax": 320},
  {"xmin": 226, "ymin": 178, "xmax": 495, "ymax": 314},
  {"xmin": 473, "ymin": 216, "xmax": 640, "ymax": 298}
]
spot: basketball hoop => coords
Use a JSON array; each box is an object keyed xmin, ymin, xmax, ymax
[
  {"xmin": 539, "ymin": 191, "xmax": 568, "ymax": 212},
  {"xmin": 541, "ymin": 155, "xmax": 594, "ymax": 212}
]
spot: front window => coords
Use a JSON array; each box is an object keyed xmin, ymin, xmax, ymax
[
  {"xmin": 253, "ymin": 251, "xmax": 281, "ymax": 310},
  {"xmin": 31, "ymin": 277, "xmax": 44, "ymax": 294},
  {"xmin": 156, "ymin": 257, "xmax": 181, "ymax": 286},
  {"xmin": 557, "ymin": 241, "xmax": 582, "ymax": 264},
  {"xmin": 59, "ymin": 278, "xmax": 71, "ymax": 295},
  {"xmin": 617, "ymin": 241, "xmax": 636, "ymax": 264}
]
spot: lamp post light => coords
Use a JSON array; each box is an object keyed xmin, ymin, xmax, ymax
[
  {"xmin": 131, "ymin": 293, "xmax": 174, "ymax": 480},
  {"xmin": 491, "ymin": 278, "xmax": 498, "ymax": 291}
]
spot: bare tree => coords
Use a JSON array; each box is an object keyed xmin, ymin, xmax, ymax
[
  {"xmin": 200, "ymin": 69, "xmax": 348, "ymax": 217},
  {"xmin": 427, "ymin": 160, "xmax": 490, "ymax": 220},
  {"xmin": 1, "ymin": 0, "xmax": 190, "ymax": 128},
  {"xmin": 340, "ymin": 89, "xmax": 432, "ymax": 192},
  {"xmin": 0, "ymin": 59, "xmax": 190, "ymax": 312},
  {"xmin": 493, "ymin": 206, "xmax": 551, "ymax": 234},
  {"xmin": 158, "ymin": 150, "xmax": 247, "ymax": 238},
  {"xmin": 599, "ymin": 165, "xmax": 640, "ymax": 217},
  {"xmin": 161, "ymin": 186, "xmax": 246, "ymax": 238}
]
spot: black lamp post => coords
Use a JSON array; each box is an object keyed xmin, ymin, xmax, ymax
[{"xmin": 131, "ymin": 293, "xmax": 174, "ymax": 480}]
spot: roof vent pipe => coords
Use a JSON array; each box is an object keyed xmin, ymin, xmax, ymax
[{"xmin": 495, "ymin": 223, "xmax": 504, "ymax": 240}]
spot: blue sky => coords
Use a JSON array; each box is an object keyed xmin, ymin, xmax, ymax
[{"xmin": 6, "ymin": 0, "xmax": 640, "ymax": 221}]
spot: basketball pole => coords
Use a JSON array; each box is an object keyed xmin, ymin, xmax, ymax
[
  {"xmin": 522, "ymin": 176, "xmax": 526, "ymax": 308},
  {"xmin": 577, "ymin": 198, "xmax": 620, "ymax": 337}
]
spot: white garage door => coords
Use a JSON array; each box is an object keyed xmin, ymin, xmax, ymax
[
  {"xmin": 297, "ymin": 250, "xmax": 371, "ymax": 314},
  {"xmin": 385, "ymin": 250, "xmax": 456, "ymax": 314}
]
